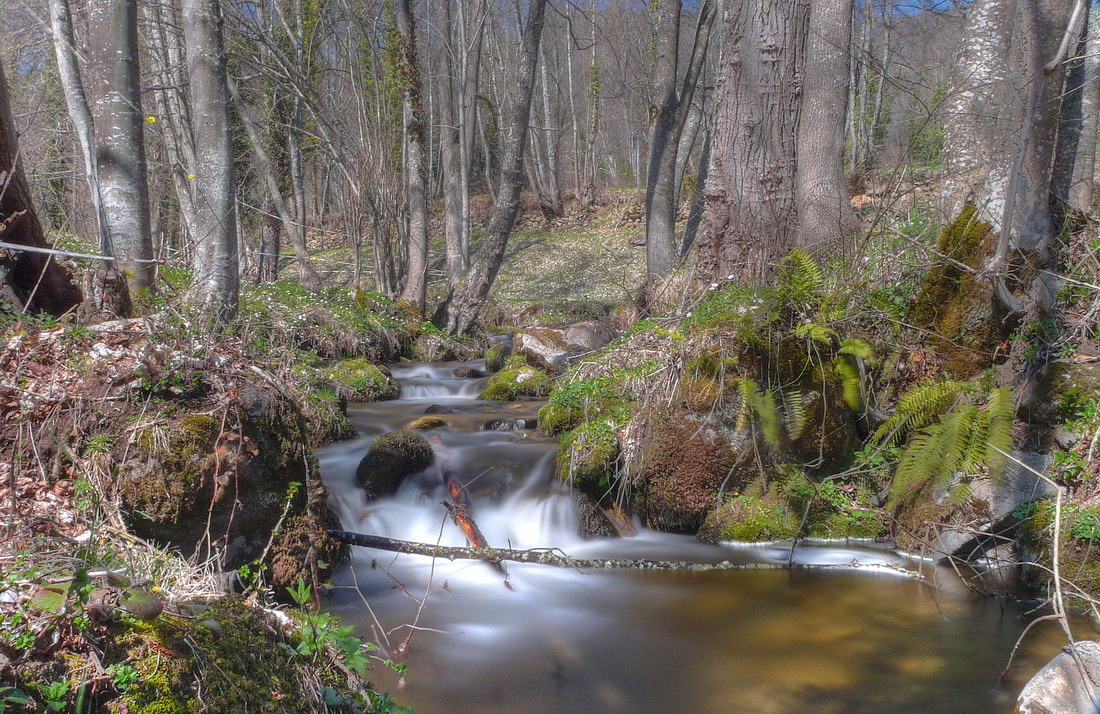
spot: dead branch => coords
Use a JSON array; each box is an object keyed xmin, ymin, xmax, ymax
[{"xmin": 327, "ymin": 529, "xmax": 925, "ymax": 578}]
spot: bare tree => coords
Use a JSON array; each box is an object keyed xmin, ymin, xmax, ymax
[
  {"xmin": 0, "ymin": 58, "xmax": 82, "ymax": 316},
  {"xmin": 1054, "ymin": 3, "xmax": 1100, "ymax": 213},
  {"xmin": 643, "ymin": 0, "xmax": 715, "ymax": 284},
  {"xmin": 442, "ymin": 0, "xmax": 549, "ymax": 335},
  {"xmin": 183, "ymin": 0, "xmax": 239, "ymax": 319},
  {"xmin": 696, "ymin": 0, "xmax": 810, "ymax": 286},
  {"xmin": 393, "ymin": 0, "xmax": 428, "ymax": 309},
  {"xmin": 796, "ymin": 0, "xmax": 860, "ymax": 249},
  {"xmin": 86, "ymin": 0, "xmax": 154, "ymax": 303}
]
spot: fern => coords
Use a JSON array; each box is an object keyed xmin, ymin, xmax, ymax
[
  {"xmin": 885, "ymin": 388, "xmax": 1016, "ymax": 510},
  {"xmin": 793, "ymin": 322, "xmax": 836, "ymax": 345},
  {"xmin": 870, "ymin": 379, "xmax": 968, "ymax": 447},
  {"xmin": 729, "ymin": 378, "xmax": 780, "ymax": 445},
  {"xmin": 778, "ymin": 248, "xmax": 825, "ymax": 306},
  {"xmin": 834, "ymin": 338, "xmax": 876, "ymax": 411},
  {"xmin": 784, "ymin": 390, "xmax": 808, "ymax": 440}
]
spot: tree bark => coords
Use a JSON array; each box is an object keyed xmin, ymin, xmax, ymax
[
  {"xmin": 183, "ymin": 0, "xmax": 239, "ymax": 320},
  {"xmin": 696, "ymin": 0, "xmax": 811, "ymax": 286},
  {"xmin": 1055, "ymin": 3, "xmax": 1100, "ymax": 213},
  {"xmin": 258, "ymin": 207, "xmax": 281, "ymax": 283},
  {"xmin": 394, "ymin": 0, "xmax": 429, "ymax": 309},
  {"xmin": 86, "ymin": 0, "xmax": 154, "ymax": 303},
  {"xmin": 795, "ymin": 0, "xmax": 860, "ymax": 249},
  {"xmin": 432, "ymin": 0, "xmax": 466, "ymax": 287},
  {"xmin": 644, "ymin": 0, "xmax": 716, "ymax": 284},
  {"xmin": 536, "ymin": 40, "xmax": 563, "ymax": 217},
  {"xmin": 0, "ymin": 58, "xmax": 82, "ymax": 315},
  {"xmin": 442, "ymin": 0, "xmax": 549, "ymax": 335},
  {"xmin": 47, "ymin": 0, "xmax": 107, "ymax": 255}
]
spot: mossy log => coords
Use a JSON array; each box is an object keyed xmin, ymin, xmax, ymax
[{"xmin": 327, "ymin": 529, "xmax": 923, "ymax": 578}]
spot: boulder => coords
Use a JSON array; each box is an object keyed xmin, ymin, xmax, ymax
[
  {"xmin": 513, "ymin": 327, "xmax": 572, "ymax": 371},
  {"xmin": 355, "ymin": 430, "xmax": 435, "ymax": 500},
  {"xmin": 1017, "ymin": 640, "xmax": 1100, "ymax": 714},
  {"xmin": 564, "ymin": 322, "xmax": 612, "ymax": 352},
  {"xmin": 408, "ymin": 416, "xmax": 447, "ymax": 430},
  {"xmin": 424, "ymin": 404, "xmax": 454, "ymax": 414},
  {"xmin": 453, "ymin": 366, "xmax": 485, "ymax": 379},
  {"xmin": 924, "ymin": 452, "xmax": 1056, "ymax": 561}
]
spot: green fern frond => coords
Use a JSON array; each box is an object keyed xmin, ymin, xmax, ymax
[
  {"xmin": 756, "ymin": 389, "xmax": 780, "ymax": 445},
  {"xmin": 839, "ymin": 338, "xmax": 876, "ymax": 366},
  {"xmin": 793, "ymin": 322, "xmax": 836, "ymax": 345},
  {"xmin": 983, "ymin": 387, "xmax": 1015, "ymax": 480},
  {"xmin": 870, "ymin": 379, "xmax": 968, "ymax": 447},
  {"xmin": 785, "ymin": 390, "xmax": 808, "ymax": 440},
  {"xmin": 835, "ymin": 356, "xmax": 863, "ymax": 411},
  {"xmin": 728, "ymin": 378, "xmax": 780, "ymax": 445}
]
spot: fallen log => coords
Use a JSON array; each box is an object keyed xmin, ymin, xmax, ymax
[
  {"xmin": 442, "ymin": 469, "xmax": 489, "ymax": 549},
  {"xmin": 326, "ymin": 529, "xmax": 924, "ymax": 579}
]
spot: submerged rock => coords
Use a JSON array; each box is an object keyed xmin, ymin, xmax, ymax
[
  {"xmin": 482, "ymin": 418, "xmax": 518, "ymax": 431},
  {"xmin": 409, "ymin": 415, "xmax": 448, "ymax": 430},
  {"xmin": 425, "ymin": 403, "xmax": 454, "ymax": 414},
  {"xmin": 355, "ymin": 430, "xmax": 435, "ymax": 499},
  {"xmin": 453, "ymin": 366, "xmax": 485, "ymax": 379},
  {"xmin": 1017, "ymin": 640, "xmax": 1100, "ymax": 714}
]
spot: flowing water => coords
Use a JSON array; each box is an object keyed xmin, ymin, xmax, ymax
[{"xmin": 319, "ymin": 360, "xmax": 1083, "ymax": 713}]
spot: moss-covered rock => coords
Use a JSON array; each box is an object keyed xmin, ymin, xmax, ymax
[
  {"xmin": 909, "ymin": 204, "xmax": 1017, "ymax": 378},
  {"xmin": 537, "ymin": 374, "xmax": 635, "ymax": 436},
  {"xmin": 479, "ymin": 363, "xmax": 550, "ymax": 400},
  {"xmin": 355, "ymin": 430, "xmax": 435, "ymax": 499},
  {"xmin": 323, "ymin": 358, "xmax": 400, "ymax": 402},
  {"xmin": 118, "ymin": 380, "xmax": 345, "ymax": 588},
  {"xmin": 636, "ymin": 409, "xmax": 746, "ymax": 533},
  {"xmin": 699, "ymin": 486, "xmax": 798, "ymax": 543},
  {"xmin": 408, "ymin": 415, "xmax": 448, "ymax": 430},
  {"xmin": 485, "ymin": 341, "xmax": 509, "ymax": 373},
  {"xmin": 557, "ymin": 420, "xmax": 619, "ymax": 501}
]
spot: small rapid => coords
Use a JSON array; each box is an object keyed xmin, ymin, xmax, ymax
[{"xmin": 319, "ymin": 359, "xmax": 1080, "ymax": 714}]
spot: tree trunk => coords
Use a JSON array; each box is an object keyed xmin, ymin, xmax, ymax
[
  {"xmin": 285, "ymin": 0, "xmax": 322, "ymax": 293},
  {"xmin": 795, "ymin": 0, "xmax": 860, "ymax": 249},
  {"xmin": 86, "ymin": 0, "xmax": 154, "ymax": 303},
  {"xmin": 695, "ymin": 0, "xmax": 810, "ymax": 286},
  {"xmin": 258, "ymin": 207, "xmax": 281, "ymax": 284},
  {"xmin": 48, "ymin": 0, "xmax": 107, "ymax": 255},
  {"xmin": 644, "ymin": 0, "xmax": 716, "ymax": 285},
  {"xmin": 433, "ymin": 0, "xmax": 466, "ymax": 287},
  {"xmin": 0, "ymin": 58, "xmax": 82, "ymax": 316},
  {"xmin": 1055, "ymin": 3, "xmax": 1100, "ymax": 213},
  {"xmin": 394, "ymin": 0, "xmax": 428, "ymax": 309},
  {"xmin": 536, "ymin": 40, "xmax": 563, "ymax": 217},
  {"xmin": 680, "ymin": 123, "xmax": 711, "ymax": 257},
  {"xmin": 443, "ymin": 0, "xmax": 549, "ymax": 335},
  {"xmin": 182, "ymin": 0, "xmax": 239, "ymax": 320}
]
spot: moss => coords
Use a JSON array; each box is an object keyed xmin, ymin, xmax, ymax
[
  {"xmin": 557, "ymin": 421, "xmax": 619, "ymax": 501},
  {"xmin": 485, "ymin": 342, "xmax": 509, "ymax": 373},
  {"xmin": 301, "ymin": 388, "xmax": 358, "ymax": 445},
  {"xmin": 269, "ymin": 510, "xmax": 346, "ymax": 590},
  {"xmin": 324, "ymin": 358, "xmax": 400, "ymax": 402},
  {"xmin": 355, "ymin": 430, "xmax": 435, "ymax": 499},
  {"xmin": 124, "ymin": 414, "xmax": 219, "ymax": 523},
  {"xmin": 478, "ymin": 365, "xmax": 550, "ymax": 400},
  {"xmin": 699, "ymin": 482, "xmax": 798, "ymax": 543},
  {"xmin": 538, "ymin": 374, "xmax": 635, "ymax": 435},
  {"xmin": 638, "ymin": 409, "xmax": 744, "ymax": 533},
  {"xmin": 408, "ymin": 415, "xmax": 447, "ymax": 430},
  {"xmin": 909, "ymin": 204, "xmax": 1017, "ymax": 378}
]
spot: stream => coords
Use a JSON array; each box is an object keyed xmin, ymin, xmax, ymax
[{"xmin": 319, "ymin": 360, "xmax": 1083, "ymax": 713}]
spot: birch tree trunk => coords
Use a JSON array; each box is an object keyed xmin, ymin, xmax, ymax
[
  {"xmin": 644, "ymin": 0, "xmax": 716, "ymax": 285},
  {"xmin": 48, "ymin": 0, "xmax": 107, "ymax": 254},
  {"xmin": 1055, "ymin": 3, "xmax": 1100, "ymax": 213},
  {"xmin": 443, "ymin": 0, "xmax": 549, "ymax": 335},
  {"xmin": 183, "ymin": 0, "xmax": 239, "ymax": 320},
  {"xmin": 695, "ymin": 0, "xmax": 810, "ymax": 286},
  {"xmin": 394, "ymin": 0, "xmax": 428, "ymax": 309},
  {"xmin": 795, "ymin": 0, "xmax": 860, "ymax": 249},
  {"xmin": 86, "ymin": 0, "xmax": 154, "ymax": 303}
]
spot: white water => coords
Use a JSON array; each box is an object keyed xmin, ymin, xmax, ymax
[{"xmin": 319, "ymin": 360, "xmax": 1077, "ymax": 714}]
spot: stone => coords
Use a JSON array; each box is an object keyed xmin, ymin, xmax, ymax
[
  {"xmin": 1017, "ymin": 640, "xmax": 1100, "ymax": 714},
  {"xmin": 513, "ymin": 327, "xmax": 572, "ymax": 371},
  {"xmin": 564, "ymin": 322, "xmax": 612, "ymax": 351},
  {"xmin": 355, "ymin": 430, "xmax": 435, "ymax": 500},
  {"xmin": 927, "ymin": 451, "xmax": 1056, "ymax": 562},
  {"xmin": 408, "ymin": 416, "xmax": 447, "ymax": 430},
  {"xmin": 425, "ymin": 404, "xmax": 454, "ymax": 414},
  {"xmin": 453, "ymin": 366, "xmax": 485, "ymax": 378},
  {"xmin": 481, "ymin": 418, "xmax": 517, "ymax": 431}
]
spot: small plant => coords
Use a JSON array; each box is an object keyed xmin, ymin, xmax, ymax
[
  {"xmin": 284, "ymin": 581, "xmax": 371, "ymax": 677},
  {"xmin": 106, "ymin": 662, "xmax": 140, "ymax": 693}
]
